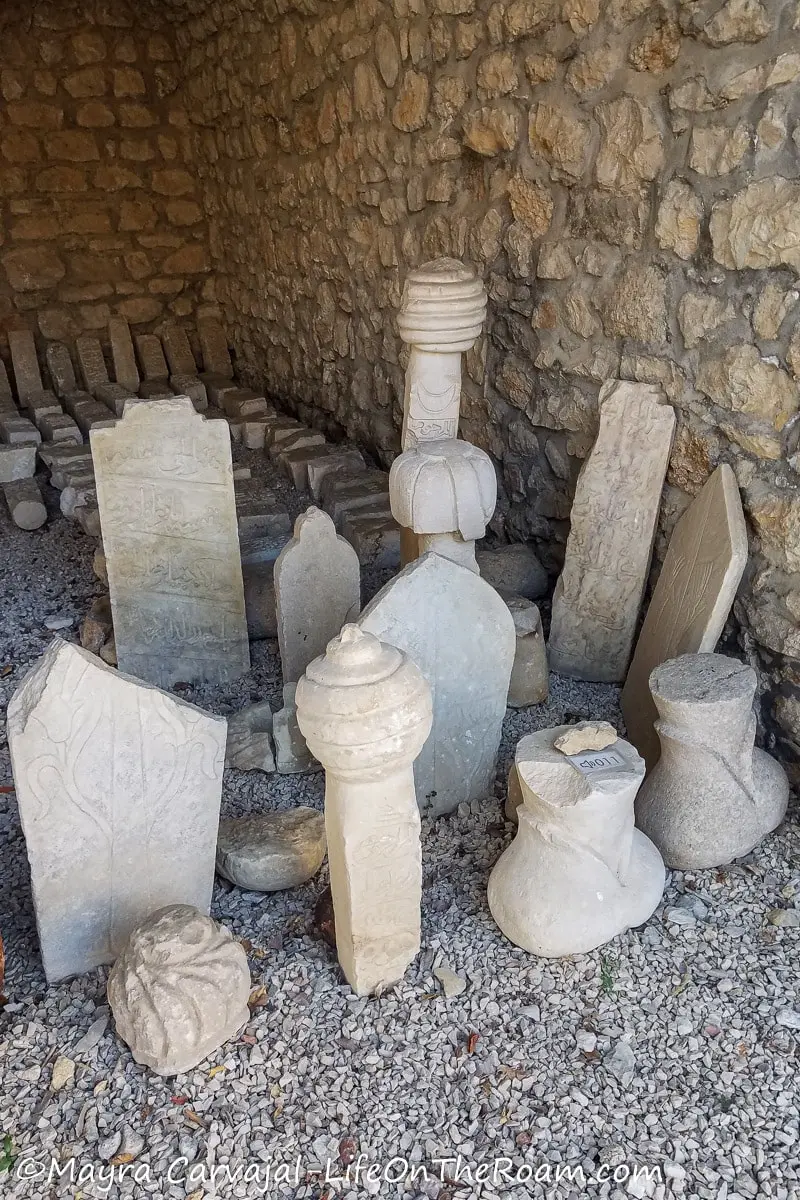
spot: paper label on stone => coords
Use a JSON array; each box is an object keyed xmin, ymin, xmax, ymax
[
  {"xmin": 621, "ymin": 465, "xmax": 748, "ymax": 770},
  {"xmin": 91, "ymin": 396, "xmax": 249, "ymax": 687},
  {"xmin": 7, "ymin": 641, "xmax": 227, "ymax": 983},
  {"xmin": 567, "ymin": 747, "xmax": 626, "ymax": 773},
  {"xmin": 548, "ymin": 381, "xmax": 675, "ymax": 683}
]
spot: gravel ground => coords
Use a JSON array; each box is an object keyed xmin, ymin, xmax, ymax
[{"xmin": 0, "ymin": 456, "xmax": 799, "ymax": 1200}]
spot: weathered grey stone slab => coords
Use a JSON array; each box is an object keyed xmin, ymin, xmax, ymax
[
  {"xmin": 198, "ymin": 318, "xmax": 234, "ymax": 379},
  {"xmin": 135, "ymin": 334, "xmax": 169, "ymax": 382},
  {"xmin": 8, "ymin": 640, "xmax": 228, "ymax": 982},
  {"xmin": 8, "ymin": 330, "xmax": 43, "ymax": 404},
  {"xmin": 46, "ymin": 343, "xmax": 78, "ymax": 398},
  {"xmin": 38, "ymin": 413, "xmax": 82, "ymax": 445},
  {"xmin": 359, "ymin": 552, "xmax": 515, "ymax": 816},
  {"xmin": 0, "ymin": 444, "xmax": 36, "ymax": 482},
  {"xmin": 25, "ymin": 391, "xmax": 61, "ymax": 422},
  {"xmin": 0, "ymin": 413, "xmax": 41, "ymax": 446},
  {"xmin": 622, "ymin": 465, "xmax": 749, "ymax": 770},
  {"xmin": 306, "ymin": 447, "xmax": 366, "ymax": 500},
  {"xmin": 91, "ymin": 396, "xmax": 250, "ymax": 687},
  {"xmin": 549, "ymin": 381, "xmax": 675, "ymax": 683},
  {"xmin": 170, "ymin": 374, "xmax": 207, "ymax": 412},
  {"xmin": 0, "ymin": 361, "xmax": 13, "ymax": 403},
  {"xmin": 162, "ymin": 325, "xmax": 197, "ymax": 377},
  {"xmin": 4, "ymin": 477, "xmax": 46, "ymax": 529},
  {"xmin": 275, "ymin": 507, "xmax": 360, "ymax": 683},
  {"xmin": 76, "ymin": 336, "xmax": 111, "ymax": 393},
  {"xmin": 108, "ymin": 317, "xmax": 140, "ymax": 393}
]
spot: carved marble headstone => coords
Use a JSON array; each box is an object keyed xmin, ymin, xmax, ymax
[
  {"xmin": 548, "ymin": 382, "xmax": 675, "ymax": 683},
  {"xmin": 274, "ymin": 507, "xmax": 361, "ymax": 684},
  {"xmin": 8, "ymin": 330, "xmax": 44, "ymax": 403},
  {"xmin": 359, "ymin": 552, "xmax": 515, "ymax": 816},
  {"xmin": 297, "ymin": 626, "xmax": 432, "ymax": 995},
  {"xmin": 8, "ymin": 640, "xmax": 227, "ymax": 983},
  {"xmin": 635, "ymin": 654, "xmax": 788, "ymax": 869},
  {"xmin": 621, "ymin": 465, "xmax": 748, "ymax": 770},
  {"xmin": 91, "ymin": 396, "xmax": 250, "ymax": 687},
  {"xmin": 198, "ymin": 318, "xmax": 234, "ymax": 379},
  {"xmin": 109, "ymin": 316, "xmax": 140, "ymax": 393},
  {"xmin": 46, "ymin": 343, "xmax": 78, "ymax": 398},
  {"xmin": 488, "ymin": 727, "xmax": 665, "ymax": 957}
]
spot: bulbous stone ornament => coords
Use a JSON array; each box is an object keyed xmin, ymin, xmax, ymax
[
  {"xmin": 108, "ymin": 905, "xmax": 251, "ymax": 1076},
  {"xmin": 635, "ymin": 654, "xmax": 789, "ymax": 869},
  {"xmin": 389, "ymin": 438, "xmax": 496, "ymax": 572},
  {"xmin": 296, "ymin": 625, "xmax": 432, "ymax": 994},
  {"xmin": 488, "ymin": 729, "xmax": 664, "ymax": 957}
]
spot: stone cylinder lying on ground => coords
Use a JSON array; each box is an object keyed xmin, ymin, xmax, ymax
[
  {"xmin": 296, "ymin": 624, "xmax": 432, "ymax": 995},
  {"xmin": 3, "ymin": 477, "xmax": 46, "ymax": 530}
]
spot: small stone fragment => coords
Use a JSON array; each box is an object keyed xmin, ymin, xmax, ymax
[
  {"xmin": 50, "ymin": 1056, "xmax": 76, "ymax": 1092},
  {"xmin": 554, "ymin": 721, "xmax": 618, "ymax": 755},
  {"xmin": 434, "ymin": 964, "xmax": 467, "ymax": 997},
  {"xmin": 505, "ymin": 595, "xmax": 548, "ymax": 708},
  {"xmin": 273, "ymin": 683, "xmax": 319, "ymax": 774},
  {"xmin": 604, "ymin": 1040, "xmax": 636, "ymax": 1086},
  {"xmin": 108, "ymin": 904, "xmax": 251, "ymax": 1076},
  {"xmin": 225, "ymin": 701, "xmax": 275, "ymax": 772},
  {"xmin": 215, "ymin": 808, "xmax": 326, "ymax": 892}
]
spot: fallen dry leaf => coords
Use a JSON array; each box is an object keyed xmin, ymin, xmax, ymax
[
  {"xmin": 207, "ymin": 1065, "xmax": 225, "ymax": 1078},
  {"xmin": 109, "ymin": 1153, "xmax": 135, "ymax": 1166},
  {"xmin": 183, "ymin": 1109, "xmax": 206, "ymax": 1129},
  {"xmin": 248, "ymin": 985, "xmax": 268, "ymax": 1010},
  {"xmin": 339, "ymin": 1136, "xmax": 358, "ymax": 1165},
  {"xmin": 467, "ymin": 1031, "xmax": 479, "ymax": 1055}
]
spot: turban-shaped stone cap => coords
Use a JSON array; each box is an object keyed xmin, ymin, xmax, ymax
[
  {"xmin": 107, "ymin": 905, "xmax": 251, "ymax": 1076},
  {"xmin": 296, "ymin": 625, "xmax": 433, "ymax": 778},
  {"xmin": 389, "ymin": 437, "xmax": 496, "ymax": 539},
  {"xmin": 397, "ymin": 258, "xmax": 487, "ymax": 353}
]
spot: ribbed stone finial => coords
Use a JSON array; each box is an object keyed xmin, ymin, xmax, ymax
[
  {"xmin": 397, "ymin": 258, "xmax": 487, "ymax": 452},
  {"xmin": 397, "ymin": 258, "xmax": 488, "ymax": 354}
]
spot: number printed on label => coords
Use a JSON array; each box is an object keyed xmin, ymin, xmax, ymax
[{"xmin": 567, "ymin": 747, "xmax": 626, "ymax": 774}]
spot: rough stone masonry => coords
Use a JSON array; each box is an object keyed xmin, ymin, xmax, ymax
[{"xmin": 1, "ymin": 0, "xmax": 800, "ymax": 770}]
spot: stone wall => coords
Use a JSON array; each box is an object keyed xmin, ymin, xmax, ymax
[
  {"xmin": 166, "ymin": 0, "xmax": 800, "ymax": 767},
  {"xmin": 0, "ymin": 1, "xmax": 213, "ymax": 355}
]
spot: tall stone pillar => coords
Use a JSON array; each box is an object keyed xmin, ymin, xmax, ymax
[
  {"xmin": 296, "ymin": 625, "xmax": 432, "ymax": 995},
  {"xmin": 396, "ymin": 258, "xmax": 487, "ymax": 563}
]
